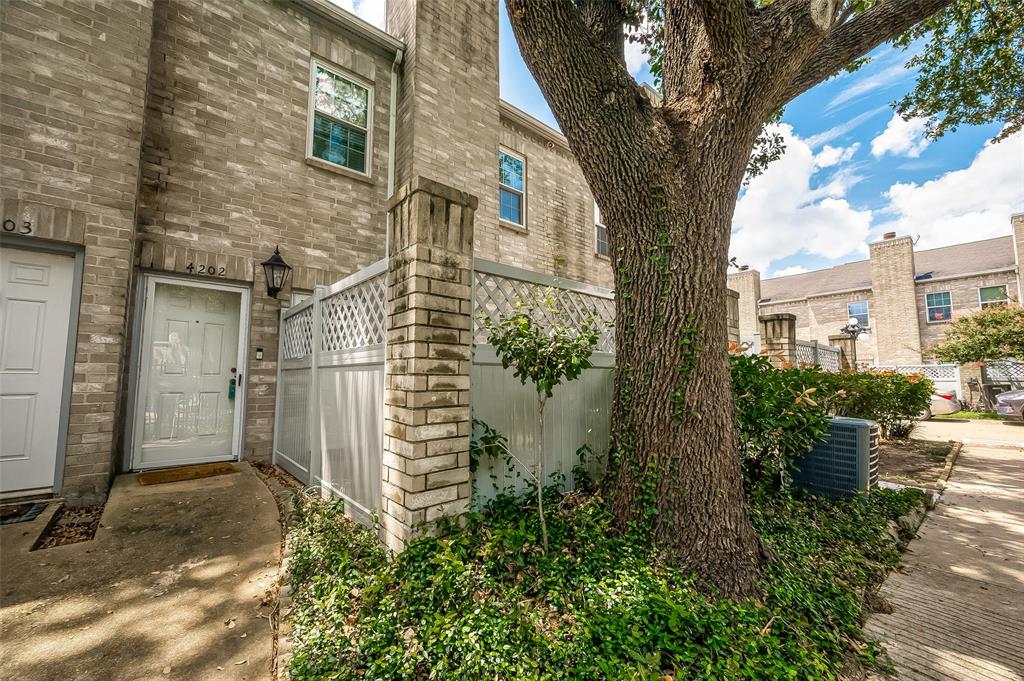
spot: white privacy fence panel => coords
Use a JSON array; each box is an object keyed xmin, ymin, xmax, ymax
[
  {"xmin": 471, "ymin": 259, "xmax": 615, "ymax": 505},
  {"xmin": 273, "ymin": 259, "xmax": 387, "ymax": 527},
  {"xmin": 872, "ymin": 363, "xmax": 961, "ymax": 397},
  {"xmin": 795, "ymin": 340, "xmax": 842, "ymax": 372}
]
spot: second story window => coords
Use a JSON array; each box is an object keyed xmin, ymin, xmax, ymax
[
  {"xmin": 309, "ymin": 60, "xmax": 371, "ymax": 175},
  {"xmin": 847, "ymin": 300, "xmax": 869, "ymax": 327},
  {"xmin": 926, "ymin": 291, "xmax": 952, "ymax": 322},
  {"xmin": 594, "ymin": 202, "xmax": 609, "ymax": 257},
  {"xmin": 499, "ymin": 149, "xmax": 525, "ymax": 228},
  {"xmin": 979, "ymin": 285, "xmax": 1008, "ymax": 309}
]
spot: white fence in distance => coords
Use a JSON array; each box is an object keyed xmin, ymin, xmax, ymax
[
  {"xmin": 471, "ymin": 259, "xmax": 615, "ymax": 504},
  {"xmin": 871, "ymin": 363, "xmax": 962, "ymax": 398},
  {"xmin": 273, "ymin": 259, "xmax": 387, "ymax": 526},
  {"xmin": 795, "ymin": 339, "xmax": 843, "ymax": 372}
]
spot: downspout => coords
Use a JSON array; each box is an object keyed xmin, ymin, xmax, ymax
[{"xmin": 385, "ymin": 48, "xmax": 404, "ymax": 260}]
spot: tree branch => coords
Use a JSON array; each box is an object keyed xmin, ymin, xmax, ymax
[
  {"xmin": 504, "ymin": 1, "xmax": 657, "ymax": 201},
  {"xmin": 780, "ymin": 0, "xmax": 955, "ymax": 104},
  {"xmin": 695, "ymin": 0, "xmax": 755, "ymax": 61}
]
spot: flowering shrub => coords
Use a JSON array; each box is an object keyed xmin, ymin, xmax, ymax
[
  {"xmin": 731, "ymin": 355, "xmax": 934, "ymax": 487},
  {"xmin": 819, "ymin": 369, "xmax": 933, "ymax": 439}
]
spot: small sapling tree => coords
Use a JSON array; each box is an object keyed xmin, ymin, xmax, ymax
[{"xmin": 483, "ymin": 293, "xmax": 599, "ymax": 553}]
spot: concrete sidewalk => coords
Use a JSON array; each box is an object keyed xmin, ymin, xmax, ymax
[
  {"xmin": 915, "ymin": 417, "xmax": 1024, "ymax": 449},
  {"xmin": 864, "ymin": 439, "xmax": 1024, "ymax": 680},
  {"xmin": 0, "ymin": 463, "xmax": 282, "ymax": 681}
]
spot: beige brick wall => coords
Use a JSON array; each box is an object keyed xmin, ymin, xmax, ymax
[
  {"xmin": 916, "ymin": 271, "xmax": 1020, "ymax": 358},
  {"xmin": 387, "ymin": 0, "xmax": 501, "ymax": 236},
  {"xmin": 490, "ymin": 116, "xmax": 613, "ymax": 288},
  {"xmin": 760, "ymin": 290, "xmax": 878, "ymax": 364},
  {"xmin": 1, "ymin": 0, "xmax": 156, "ymax": 503},
  {"xmin": 727, "ymin": 268, "xmax": 761, "ymax": 343},
  {"xmin": 869, "ymin": 235, "xmax": 922, "ymax": 363},
  {"xmin": 136, "ymin": 0, "xmax": 396, "ymax": 460}
]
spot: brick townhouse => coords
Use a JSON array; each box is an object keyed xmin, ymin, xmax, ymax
[
  {"xmin": 729, "ymin": 214, "xmax": 1024, "ymax": 367},
  {"xmin": 0, "ymin": 0, "xmax": 618, "ymax": 504}
]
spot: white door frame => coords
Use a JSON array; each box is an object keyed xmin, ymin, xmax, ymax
[
  {"xmin": 0, "ymin": 236, "xmax": 83, "ymax": 498},
  {"xmin": 128, "ymin": 273, "xmax": 251, "ymax": 471}
]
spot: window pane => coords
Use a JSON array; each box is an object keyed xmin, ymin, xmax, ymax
[
  {"xmin": 847, "ymin": 301, "xmax": 869, "ymax": 326},
  {"xmin": 313, "ymin": 113, "xmax": 366, "ymax": 172},
  {"xmin": 499, "ymin": 152, "xmax": 524, "ymax": 191},
  {"xmin": 499, "ymin": 188, "xmax": 522, "ymax": 224},
  {"xmin": 314, "ymin": 66, "xmax": 368, "ymax": 128},
  {"xmin": 596, "ymin": 223, "xmax": 609, "ymax": 257},
  {"xmin": 979, "ymin": 285, "xmax": 1007, "ymax": 303},
  {"xmin": 926, "ymin": 291, "xmax": 951, "ymax": 322}
]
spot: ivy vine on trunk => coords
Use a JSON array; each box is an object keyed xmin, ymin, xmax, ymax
[{"xmin": 505, "ymin": 0, "xmax": 1018, "ymax": 596}]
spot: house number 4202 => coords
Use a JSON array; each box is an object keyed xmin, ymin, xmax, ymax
[
  {"xmin": 2, "ymin": 218, "xmax": 33, "ymax": 234},
  {"xmin": 186, "ymin": 262, "xmax": 226, "ymax": 277}
]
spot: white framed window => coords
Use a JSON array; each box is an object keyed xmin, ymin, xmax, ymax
[
  {"xmin": 594, "ymin": 201, "xmax": 609, "ymax": 257},
  {"xmin": 925, "ymin": 291, "xmax": 952, "ymax": 323},
  {"xmin": 498, "ymin": 149, "xmax": 526, "ymax": 228},
  {"xmin": 847, "ymin": 300, "xmax": 869, "ymax": 327},
  {"xmin": 979, "ymin": 284, "xmax": 1008, "ymax": 309},
  {"xmin": 307, "ymin": 58, "xmax": 372, "ymax": 175}
]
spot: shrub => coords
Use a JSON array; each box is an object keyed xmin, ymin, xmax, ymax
[
  {"xmin": 730, "ymin": 354, "xmax": 831, "ymax": 487},
  {"xmin": 821, "ymin": 369, "xmax": 933, "ymax": 439},
  {"xmin": 287, "ymin": 486, "xmax": 925, "ymax": 680},
  {"xmin": 933, "ymin": 302, "xmax": 1024, "ymax": 363}
]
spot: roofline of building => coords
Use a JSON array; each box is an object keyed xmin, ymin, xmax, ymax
[
  {"xmin": 291, "ymin": 0, "xmax": 405, "ymax": 53},
  {"xmin": 760, "ymin": 265, "xmax": 1019, "ymax": 305},
  {"xmin": 913, "ymin": 266, "xmax": 1017, "ymax": 285},
  {"xmin": 759, "ymin": 285, "xmax": 872, "ymax": 306},
  {"xmin": 762, "ymin": 234, "xmax": 1015, "ymax": 285},
  {"xmin": 498, "ymin": 100, "xmax": 570, "ymax": 151}
]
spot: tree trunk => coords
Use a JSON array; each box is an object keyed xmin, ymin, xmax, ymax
[
  {"xmin": 536, "ymin": 393, "xmax": 548, "ymax": 553},
  {"xmin": 601, "ymin": 115, "xmax": 763, "ymax": 597}
]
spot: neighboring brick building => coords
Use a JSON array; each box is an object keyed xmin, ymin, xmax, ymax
[
  {"xmin": 730, "ymin": 217, "xmax": 1024, "ymax": 366},
  {"xmin": 0, "ymin": 0, "xmax": 616, "ymax": 503}
]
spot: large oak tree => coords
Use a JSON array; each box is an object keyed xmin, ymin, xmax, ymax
[{"xmin": 505, "ymin": 0, "xmax": 1022, "ymax": 596}]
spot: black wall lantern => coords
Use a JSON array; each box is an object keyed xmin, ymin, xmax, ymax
[{"xmin": 261, "ymin": 246, "xmax": 292, "ymax": 299}]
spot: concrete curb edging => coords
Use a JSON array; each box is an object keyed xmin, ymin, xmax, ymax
[{"xmin": 935, "ymin": 441, "xmax": 963, "ymax": 493}]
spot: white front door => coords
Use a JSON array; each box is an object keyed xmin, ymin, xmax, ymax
[
  {"xmin": 132, "ymin": 277, "xmax": 248, "ymax": 469},
  {"xmin": 0, "ymin": 247, "xmax": 75, "ymax": 495}
]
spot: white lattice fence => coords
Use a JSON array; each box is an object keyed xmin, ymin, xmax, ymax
[
  {"xmin": 795, "ymin": 340, "xmax": 842, "ymax": 371},
  {"xmin": 281, "ymin": 306, "xmax": 313, "ymax": 360},
  {"xmin": 273, "ymin": 259, "xmax": 387, "ymax": 526},
  {"xmin": 872, "ymin": 363, "xmax": 962, "ymax": 396},
  {"xmin": 985, "ymin": 360, "xmax": 1024, "ymax": 387},
  {"xmin": 471, "ymin": 260, "xmax": 616, "ymax": 506},
  {"xmin": 473, "ymin": 260, "xmax": 615, "ymax": 353},
  {"xmin": 321, "ymin": 273, "xmax": 386, "ymax": 351}
]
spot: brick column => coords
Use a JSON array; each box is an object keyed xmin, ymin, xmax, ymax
[
  {"xmin": 759, "ymin": 313, "xmax": 797, "ymax": 368},
  {"xmin": 381, "ymin": 177, "xmax": 476, "ymax": 552},
  {"xmin": 959, "ymin": 362, "xmax": 984, "ymax": 407},
  {"xmin": 829, "ymin": 334, "xmax": 858, "ymax": 370}
]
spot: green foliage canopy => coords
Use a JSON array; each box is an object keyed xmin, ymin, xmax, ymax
[{"xmin": 933, "ymin": 303, "xmax": 1024, "ymax": 362}]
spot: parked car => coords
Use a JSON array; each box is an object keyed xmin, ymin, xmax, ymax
[
  {"xmin": 922, "ymin": 390, "xmax": 961, "ymax": 419},
  {"xmin": 995, "ymin": 389, "xmax": 1024, "ymax": 420}
]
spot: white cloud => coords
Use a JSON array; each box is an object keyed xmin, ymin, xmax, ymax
[
  {"xmin": 876, "ymin": 130, "xmax": 1024, "ymax": 248},
  {"xmin": 772, "ymin": 265, "xmax": 810, "ymax": 277},
  {"xmin": 805, "ymin": 106, "xmax": 887, "ymax": 148},
  {"xmin": 623, "ymin": 23, "xmax": 650, "ymax": 77},
  {"xmin": 828, "ymin": 61, "xmax": 911, "ymax": 111},
  {"xmin": 871, "ymin": 113, "xmax": 931, "ymax": 158},
  {"xmin": 731, "ymin": 124, "xmax": 872, "ymax": 272},
  {"xmin": 328, "ymin": 0, "xmax": 386, "ymax": 29}
]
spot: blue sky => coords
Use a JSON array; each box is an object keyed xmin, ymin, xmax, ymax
[{"xmin": 343, "ymin": 0, "xmax": 1024, "ymax": 279}]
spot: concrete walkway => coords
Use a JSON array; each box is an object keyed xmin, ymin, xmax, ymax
[
  {"xmin": 865, "ymin": 436, "xmax": 1024, "ymax": 680},
  {"xmin": 0, "ymin": 463, "xmax": 281, "ymax": 681},
  {"xmin": 915, "ymin": 417, "xmax": 1024, "ymax": 449}
]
